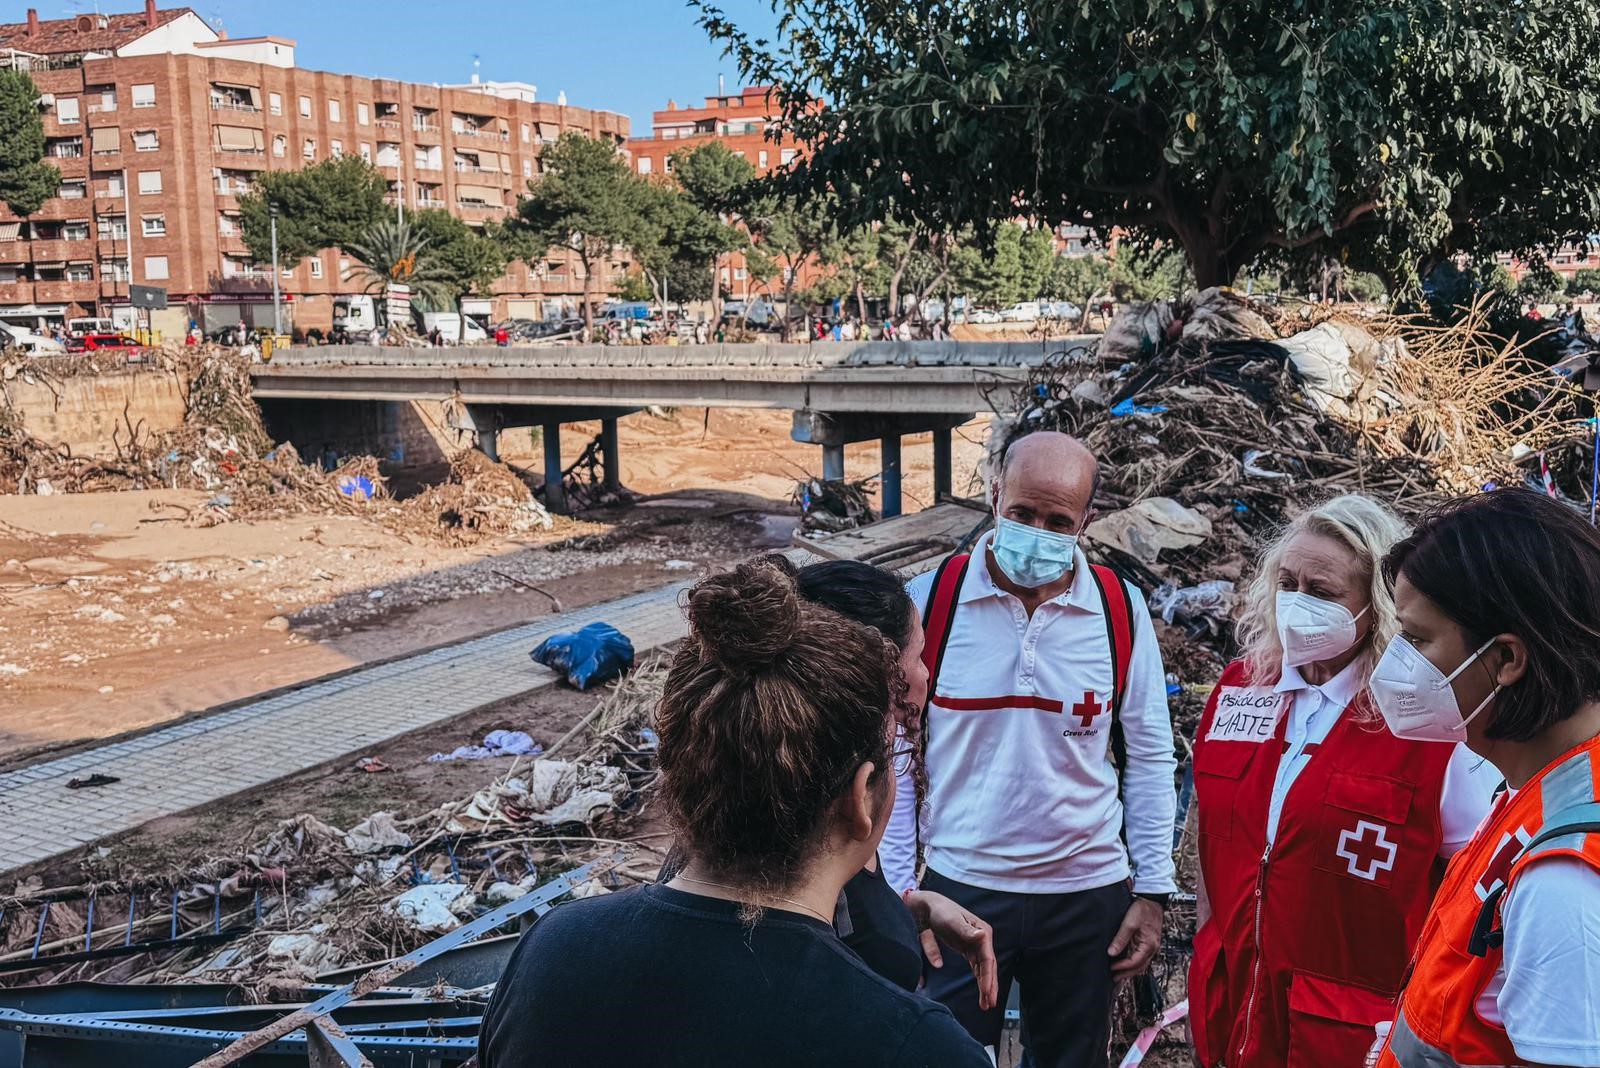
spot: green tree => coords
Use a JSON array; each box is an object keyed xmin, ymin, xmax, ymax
[
  {"xmin": 0, "ymin": 70, "xmax": 60, "ymax": 217},
  {"xmin": 670, "ymin": 142, "xmax": 760, "ymax": 317},
  {"xmin": 630, "ymin": 175, "xmax": 744, "ymax": 315},
  {"xmin": 616, "ymin": 272, "xmax": 654, "ymax": 302},
  {"xmin": 407, "ymin": 208, "xmax": 509, "ymax": 321},
  {"xmin": 1570, "ymin": 267, "xmax": 1600, "ymax": 297},
  {"xmin": 1018, "ymin": 226, "xmax": 1056, "ymax": 302},
  {"xmin": 1344, "ymin": 271, "xmax": 1388, "ymax": 303},
  {"xmin": 746, "ymin": 191, "xmax": 840, "ymax": 337},
  {"xmin": 508, "ymin": 133, "xmax": 650, "ymax": 335},
  {"xmin": 957, "ymin": 222, "xmax": 1029, "ymax": 307},
  {"xmin": 341, "ymin": 217, "xmax": 454, "ymax": 320},
  {"xmin": 1043, "ymin": 255, "xmax": 1112, "ymax": 324},
  {"xmin": 700, "ymin": 0, "xmax": 1600, "ymax": 292},
  {"xmin": 238, "ymin": 156, "xmax": 387, "ymax": 268}
]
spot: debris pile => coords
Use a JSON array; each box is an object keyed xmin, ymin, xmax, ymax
[
  {"xmin": 0, "ymin": 660, "xmax": 669, "ymax": 988},
  {"xmin": 793, "ymin": 476, "xmax": 878, "ymax": 533},
  {"xmin": 990, "ymin": 290, "xmax": 1592, "ymax": 660},
  {"xmin": 393, "ymin": 448, "xmax": 554, "ymax": 544}
]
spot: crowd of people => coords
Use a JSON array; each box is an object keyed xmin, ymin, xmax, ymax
[{"xmin": 476, "ymin": 427, "xmax": 1600, "ymax": 1067}]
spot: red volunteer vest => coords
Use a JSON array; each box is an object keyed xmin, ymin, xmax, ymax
[{"xmin": 1189, "ymin": 660, "xmax": 1453, "ymax": 1068}]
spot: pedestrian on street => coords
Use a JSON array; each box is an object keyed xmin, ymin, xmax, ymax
[
  {"xmin": 495, "ymin": 324, "xmax": 509, "ymax": 347},
  {"xmin": 694, "ymin": 319, "xmax": 708, "ymax": 345},
  {"xmin": 478, "ymin": 560, "xmax": 991, "ymax": 1068},
  {"xmin": 1189, "ymin": 495, "xmax": 1498, "ymax": 1068},
  {"xmin": 883, "ymin": 430, "xmax": 1178, "ymax": 1068},
  {"xmin": 841, "ymin": 319, "xmax": 855, "ymax": 341},
  {"xmin": 1373, "ymin": 489, "xmax": 1600, "ymax": 1068}
]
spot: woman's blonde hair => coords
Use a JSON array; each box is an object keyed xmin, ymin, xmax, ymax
[{"xmin": 1236, "ymin": 494, "xmax": 1411, "ymax": 686}]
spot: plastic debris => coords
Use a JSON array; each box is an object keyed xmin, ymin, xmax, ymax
[
  {"xmin": 1086, "ymin": 498, "xmax": 1213, "ymax": 564},
  {"xmin": 428, "ymin": 729, "xmax": 543, "ymax": 763},
  {"xmin": 531, "ymin": 622, "xmax": 635, "ymax": 690},
  {"xmin": 384, "ymin": 883, "xmax": 476, "ymax": 933}
]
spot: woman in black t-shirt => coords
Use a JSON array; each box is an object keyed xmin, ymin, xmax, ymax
[
  {"xmin": 479, "ymin": 559, "xmax": 991, "ymax": 1068},
  {"xmin": 655, "ymin": 557, "xmax": 997, "ymax": 1000}
]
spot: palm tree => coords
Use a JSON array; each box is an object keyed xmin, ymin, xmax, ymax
[{"xmin": 342, "ymin": 218, "xmax": 454, "ymax": 320}]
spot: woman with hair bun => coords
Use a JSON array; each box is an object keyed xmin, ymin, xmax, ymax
[{"xmin": 479, "ymin": 558, "xmax": 991, "ymax": 1068}]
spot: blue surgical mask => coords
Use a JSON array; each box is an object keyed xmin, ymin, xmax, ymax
[{"xmin": 991, "ymin": 515, "xmax": 1079, "ymax": 588}]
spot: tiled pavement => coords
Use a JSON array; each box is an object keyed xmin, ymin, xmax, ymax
[{"xmin": 0, "ymin": 581, "xmax": 692, "ymax": 874}]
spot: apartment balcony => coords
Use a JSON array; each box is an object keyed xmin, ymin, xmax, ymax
[
  {"xmin": 29, "ymin": 198, "xmax": 93, "ymax": 222},
  {"xmin": 216, "ymin": 149, "xmax": 267, "ymax": 168},
  {"xmin": 34, "ymin": 280, "xmax": 99, "ymax": 303},
  {"xmin": 210, "ymin": 99, "xmax": 261, "ymax": 114},
  {"xmin": 453, "ymin": 127, "xmax": 507, "ymax": 142},
  {"xmin": 218, "ymin": 233, "xmax": 250, "ymax": 254},
  {"xmin": 93, "ymin": 193, "xmax": 125, "ymax": 214},
  {"xmin": 49, "ymin": 156, "xmax": 88, "ymax": 179},
  {"xmin": 375, "ymin": 117, "xmax": 402, "ymax": 129},
  {"xmin": 89, "ymin": 148, "xmax": 122, "ymax": 169},
  {"xmin": 415, "ymin": 197, "xmax": 446, "ymax": 209},
  {"xmin": 456, "ymin": 201, "xmax": 506, "ymax": 217},
  {"xmin": 0, "ymin": 281, "xmax": 35, "ymax": 303},
  {"xmin": 0, "ymin": 242, "xmax": 28, "ymax": 263},
  {"xmin": 28, "ymin": 238, "xmax": 95, "ymax": 262},
  {"xmin": 412, "ymin": 122, "xmax": 441, "ymax": 136},
  {"xmin": 94, "ymin": 234, "xmax": 130, "ymax": 256}
]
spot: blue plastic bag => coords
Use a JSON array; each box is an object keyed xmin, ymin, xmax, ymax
[{"xmin": 530, "ymin": 622, "xmax": 635, "ymax": 690}]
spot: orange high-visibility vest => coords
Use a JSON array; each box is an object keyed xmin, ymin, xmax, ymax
[{"xmin": 1378, "ymin": 734, "xmax": 1600, "ymax": 1068}]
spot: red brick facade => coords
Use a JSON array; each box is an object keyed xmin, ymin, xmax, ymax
[{"xmin": 0, "ymin": 4, "xmax": 629, "ymax": 334}]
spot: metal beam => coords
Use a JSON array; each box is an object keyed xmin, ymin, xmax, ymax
[
  {"xmin": 792, "ymin": 410, "xmax": 971, "ymax": 447},
  {"xmin": 306, "ymin": 1015, "xmax": 372, "ymax": 1068}
]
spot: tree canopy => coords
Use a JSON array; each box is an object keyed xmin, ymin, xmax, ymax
[
  {"xmin": 698, "ymin": 0, "xmax": 1600, "ymax": 290},
  {"xmin": 0, "ymin": 70, "xmax": 60, "ymax": 217},
  {"xmin": 508, "ymin": 132, "xmax": 650, "ymax": 332},
  {"xmin": 238, "ymin": 156, "xmax": 388, "ymax": 267},
  {"xmin": 407, "ymin": 209, "xmax": 509, "ymax": 313}
]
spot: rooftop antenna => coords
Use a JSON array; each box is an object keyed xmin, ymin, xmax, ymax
[{"xmin": 471, "ymin": 52, "xmax": 480, "ymax": 86}]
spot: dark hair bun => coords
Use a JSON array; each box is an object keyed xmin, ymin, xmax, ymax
[{"xmin": 687, "ymin": 559, "xmax": 802, "ymax": 674}]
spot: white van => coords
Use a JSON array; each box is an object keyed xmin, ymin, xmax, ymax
[
  {"xmin": 0, "ymin": 323, "xmax": 65, "ymax": 354},
  {"xmin": 333, "ymin": 294, "xmax": 379, "ymax": 334},
  {"xmin": 419, "ymin": 311, "xmax": 488, "ymax": 343}
]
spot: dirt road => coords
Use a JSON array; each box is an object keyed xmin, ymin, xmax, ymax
[{"xmin": 0, "ymin": 407, "xmax": 987, "ymax": 764}]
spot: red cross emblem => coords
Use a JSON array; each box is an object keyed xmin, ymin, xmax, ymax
[
  {"xmin": 1476, "ymin": 827, "xmax": 1534, "ymax": 901},
  {"xmin": 1070, "ymin": 690, "xmax": 1103, "ymax": 728},
  {"xmin": 1336, "ymin": 820, "xmax": 1398, "ymax": 881}
]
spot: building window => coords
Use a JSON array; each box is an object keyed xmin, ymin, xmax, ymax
[
  {"xmin": 218, "ymin": 213, "xmax": 237, "ymax": 236},
  {"xmin": 328, "ymin": 99, "xmax": 341, "ymax": 123},
  {"xmin": 523, "ymin": 159, "xmax": 532, "ymax": 178},
  {"xmin": 90, "ymin": 85, "xmax": 116, "ymax": 112},
  {"xmin": 141, "ymin": 215, "xmax": 166, "ymax": 237},
  {"xmin": 56, "ymin": 97, "xmax": 80, "ymax": 124},
  {"xmin": 664, "ymin": 156, "xmax": 673, "ymax": 173},
  {"xmin": 338, "ymin": 257, "xmax": 349, "ymax": 274},
  {"xmin": 131, "ymin": 83, "xmax": 156, "ymax": 108},
  {"xmin": 132, "ymin": 129, "xmax": 158, "ymax": 152},
  {"xmin": 299, "ymin": 95, "xmax": 311, "ymax": 118},
  {"xmin": 272, "ymin": 134, "xmax": 286, "ymax": 157},
  {"xmin": 63, "ymin": 222, "xmax": 89, "ymax": 240},
  {"xmin": 637, "ymin": 157, "xmax": 652, "ymax": 175},
  {"xmin": 732, "ymin": 150, "xmax": 745, "ymax": 160},
  {"xmin": 102, "ymin": 173, "xmax": 124, "ymax": 197},
  {"xmin": 58, "ymin": 180, "xmax": 86, "ymax": 199},
  {"xmin": 359, "ymin": 142, "xmax": 371, "ymax": 162},
  {"xmin": 330, "ymin": 139, "xmax": 343, "ymax": 158},
  {"xmin": 309, "ymin": 258, "xmax": 323, "ymax": 278},
  {"xmin": 268, "ymin": 92, "xmax": 282, "ymax": 115},
  {"xmin": 734, "ymin": 267, "xmax": 747, "ymax": 280},
  {"xmin": 48, "ymin": 137, "xmax": 83, "ymax": 158},
  {"xmin": 303, "ymin": 138, "xmax": 316, "ymax": 160},
  {"xmin": 99, "ymin": 258, "xmax": 129, "ymax": 281},
  {"xmin": 357, "ymin": 102, "xmax": 369, "ymax": 125},
  {"xmin": 780, "ymin": 148, "xmax": 797, "ymax": 165},
  {"xmin": 65, "ymin": 263, "xmax": 93, "ymax": 282},
  {"xmin": 143, "ymin": 255, "xmax": 169, "ymax": 279},
  {"xmin": 137, "ymin": 170, "xmax": 162, "ymax": 194}
]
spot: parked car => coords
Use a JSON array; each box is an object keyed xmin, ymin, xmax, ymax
[
  {"xmin": 67, "ymin": 317, "xmax": 117, "ymax": 336},
  {"xmin": 65, "ymin": 333, "xmax": 146, "ymax": 358},
  {"xmin": 967, "ymin": 308, "xmax": 1002, "ymax": 324},
  {"xmin": 600, "ymin": 302, "xmax": 655, "ymax": 323},
  {"xmin": 720, "ymin": 300, "xmax": 779, "ymax": 326},
  {"xmin": 999, "ymin": 301, "xmax": 1042, "ymax": 322},
  {"xmin": 1040, "ymin": 301, "xmax": 1083, "ymax": 320},
  {"xmin": 0, "ymin": 323, "xmax": 66, "ymax": 354}
]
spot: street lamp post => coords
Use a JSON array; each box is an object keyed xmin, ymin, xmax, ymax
[{"xmin": 269, "ymin": 204, "xmax": 282, "ymax": 336}]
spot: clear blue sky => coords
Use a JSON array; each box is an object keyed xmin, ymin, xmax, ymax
[{"xmin": 161, "ymin": 0, "xmax": 780, "ymax": 137}]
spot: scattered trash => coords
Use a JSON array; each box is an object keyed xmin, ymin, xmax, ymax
[
  {"xmin": 343, "ymin": 811, "xmax": 412, "ymax": 854},
  {"xmin": 431, "ymin": 758, "xmax": 632, "ymax": 834},
  {"xmin": 1086, "ymin": 498, "xmax": 1213, "ymax": 565},
  {"xmin": 428, "ymin": 729, "xmax": 543, "ymax": 763},
  {"xmin": 353, "ymin": 755, "xmax": 391, "ymax": 774},
  {"xmin": 1110, "ymin": 397, "xmax": 1169, "ymax": 418},
  {"xmin": 662, "ymin": 559, "xmax": 696, "ymax": 571},
  {"xmin": 0, "ymin": 663, "xmax": 27, "ymax": 676},
  {"xmin": 1150, "ymin": 581, "xmax": 1239, "ymax": 638},
  {"xmin": 336, "ymin": 474, "xmax": 377, "ymax": 501},
  {"xmin": 794, "ymin": 477, "xmax": 877, "ymax": 533},
  {"xmin": 66, "ymin": 773, "xmax": 120, "ymax": 789},
  {"xmin": 531, "ymin": 622, "xmax": 635, "ymax": 690},
  {"xmin": 384, "ymin": 883, "xmax": 475, "ymax": 933}
]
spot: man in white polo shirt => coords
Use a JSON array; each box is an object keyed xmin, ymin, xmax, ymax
[{"xmin": 882, "ymin": 430, "xmax": 1178, "ymax": 1068}]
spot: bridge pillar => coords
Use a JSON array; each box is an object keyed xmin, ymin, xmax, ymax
[
  {"xmin": 601, "ymin": 417, "xmax": 622, "ymax": 490},
  {"xmin": 880, "ymin": 435, "xmax": 903, "ymax": 518},
  {"xmin": 821, "ymin": 444, "xmax": 846, "ymax": 482},
  {"xmin": 542, "ymin": 420, "xmax": 567, "ymax": 514},
  {"xmin": 478, "ymin": 426, "xmax": 500, "ymax": 463},
  {"xmin": 933, "ymin": 427, "xmax": 953, "ymax": 499}
]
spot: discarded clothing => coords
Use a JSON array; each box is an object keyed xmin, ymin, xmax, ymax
[{"xmin": 429, "ymin": 729, "xmax": 542, "ymax": 763}]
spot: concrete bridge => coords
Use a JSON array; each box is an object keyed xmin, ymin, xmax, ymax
[{"xmin": 251, "ymin": 338, "xmax": 1096, "ymax": 513}]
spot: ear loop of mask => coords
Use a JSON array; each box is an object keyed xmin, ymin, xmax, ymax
[{"xmin": 1442, "ymin": 636, "xmax": 1503, "ymax": 729}]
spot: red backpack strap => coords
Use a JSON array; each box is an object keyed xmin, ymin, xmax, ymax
[
  {"xmin": 1089, "ymin": 564, "xmax": 1138, "ymax": 792},
  {"xmin": 920, "ymin": 552, "xmax": 971, "ymax": 693}
]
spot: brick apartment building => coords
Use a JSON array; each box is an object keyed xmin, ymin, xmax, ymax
[
  {"xmin": 626, "ymin": 84, "xmax": 825, "ymax": 303},
  {"xmin": 0, "ymin": 2, "xmax": 629, "ymax": 337}
]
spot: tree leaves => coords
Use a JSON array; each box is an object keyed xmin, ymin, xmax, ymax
[
  {"xmin": 0, "ymin": 70, "xmax": 60, "ymax": 217},
  {"xmin": 238, "ymin": 157, "xmax": 388, "ymax": 268}
]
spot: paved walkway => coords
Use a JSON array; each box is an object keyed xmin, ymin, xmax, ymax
[{"xmin": 0, "ymin": 582, "xmax": 691, "ymax": 874}]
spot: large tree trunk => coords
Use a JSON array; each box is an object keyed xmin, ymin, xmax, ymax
[{"xmin": 853, "ymin": 279, "xmax": 867, "ymax": 324}]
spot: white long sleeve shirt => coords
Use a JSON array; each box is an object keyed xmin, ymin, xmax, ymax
[{"xmin": 882, "ymin": 535, "xmax": 1179, "ymax": 896}]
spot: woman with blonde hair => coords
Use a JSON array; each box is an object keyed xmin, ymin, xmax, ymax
[{"xmin": 1188, "ymin": 494, "xmax": 1499, "ymax": 1068}]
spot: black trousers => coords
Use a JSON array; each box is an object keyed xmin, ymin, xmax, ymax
[{"xmin": 922, "ymin": 869, "xmax": 1131, "ymax": 1068}]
